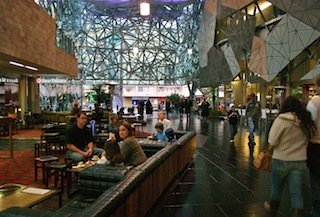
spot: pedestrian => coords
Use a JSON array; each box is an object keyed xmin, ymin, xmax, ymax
[
  {"xmin": 245, "ymin": 93, "xmax": 260, "ymax": 144},
  {"xmin": 306, "ymin": 73, "xmax": 320, "ymax": 217},
  {"xmin": 264, "ymin": 96, "xmax": 315, "ymax": 217},
  {"xmin": 227, "ymin": 104, "xmax": 239, "ymax": 142}
]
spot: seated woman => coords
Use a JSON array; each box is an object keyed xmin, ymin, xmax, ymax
[
  {"xmin": 148, "ymin": 122, "xmax": 168, "ymax": 142},
  {"xmin": 118, "ymin": 121, "xmax": 147, "ymax": 166}
]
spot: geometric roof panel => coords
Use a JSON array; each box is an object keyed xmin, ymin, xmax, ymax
[
  {"xmin": 248, "ymin": 36, "xmax": 270, "ymax": 81},
  {"xmin": 199, "ymin": 46, "xmax": 233, "ymax": 87},
  {"xmin": 221, "ymin": 43, "xmax": 241, "ymax": 77},
  {"xmin": 226, "ymin": 11, "xmax": 256, "ymax": 59},
  {"xmin": 198, "ymin": 10, "xmax": 217, "ymax": 68},
  {"xmin": 269, "ymin": 0, "xmax": 320, "ymax": 32},
  {"xmin": 266, "ymin": 14, "xmax": 320, "ymax": 77}
]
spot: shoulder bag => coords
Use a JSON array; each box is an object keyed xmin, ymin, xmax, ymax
[{"xmin": 253, "ymin": 148, "xmax": 273, "ymax": 171}]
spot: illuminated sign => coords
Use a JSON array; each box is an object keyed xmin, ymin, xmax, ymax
[{"xmin": 0, "ymin": 77, "xmax": 18, "ymax": 83}]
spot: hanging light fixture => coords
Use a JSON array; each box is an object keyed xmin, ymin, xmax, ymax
[{"xmin": 140, "ymin": 1, "xmax": 150, "ymax": 16}]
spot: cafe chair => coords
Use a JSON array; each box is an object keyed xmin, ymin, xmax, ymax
[{"xmin": 45, "ymin": 162, "xmax": 67, "ymax": 192}]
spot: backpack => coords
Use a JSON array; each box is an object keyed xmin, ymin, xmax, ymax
[{"xmin": 165, "ymin": 128, "xmax": 175, "ymax": 142}]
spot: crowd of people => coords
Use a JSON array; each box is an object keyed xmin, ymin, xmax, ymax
[
  {"xmin": 65, "ymin": 106, "xmax": 175, "ymax": 167},
  {"xmin": 64, "ymin": 75, "xmax": 320, "ymax": 217}
]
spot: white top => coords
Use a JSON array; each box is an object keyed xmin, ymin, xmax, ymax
[{"xmin": 159, "ymin": 118, "xmax": 173, "ymax": 131}]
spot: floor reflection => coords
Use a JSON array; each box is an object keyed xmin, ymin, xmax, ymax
[{"xmin": 148, "ymin": 115, "xmax": 311, "ymax": 217}]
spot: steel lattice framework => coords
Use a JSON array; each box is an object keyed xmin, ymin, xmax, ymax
[{"xmin": 37, "ymin": 0, "xmax": 202, "ymax": 85}]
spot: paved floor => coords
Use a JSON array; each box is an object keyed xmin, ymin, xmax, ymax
[{"xmin": 145, "ymin": 113, "xmax": 312, "ymax": 217}]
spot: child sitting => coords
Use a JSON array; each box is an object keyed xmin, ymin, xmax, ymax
[{"xmin": 149, "ymin": 122, "xmax": 168, "ymax": 142}]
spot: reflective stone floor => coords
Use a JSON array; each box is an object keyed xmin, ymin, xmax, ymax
[{"xmin": 145, "ymin": 113, "xmax": 312, "ymax": 217}]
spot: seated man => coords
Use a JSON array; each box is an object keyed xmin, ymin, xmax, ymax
[
  {"xmin": 65, "ymin": 111, "xmax": 103, "ymax": 162},
  {"xmin": 148, "ymin": 122, "xmax": 168, "ymax": 142}
]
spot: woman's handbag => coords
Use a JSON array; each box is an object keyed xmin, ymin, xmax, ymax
[{"xmin": 253, "ymin": 149, "xmax": 272, "ymax": 171}]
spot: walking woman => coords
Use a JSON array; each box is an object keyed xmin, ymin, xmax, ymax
[{"xmin": 264, "ymin": 96, "xmax": 315, "ymax": 217}]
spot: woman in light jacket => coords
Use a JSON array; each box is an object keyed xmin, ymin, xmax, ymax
[{"xmin": 264, "ymin": 96, "xmax": 315, "ymax": 217}]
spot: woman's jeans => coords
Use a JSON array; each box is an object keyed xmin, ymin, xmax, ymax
[{"xmin": 270, "ymin": 159, "xmax": 307, "ymax": 209}]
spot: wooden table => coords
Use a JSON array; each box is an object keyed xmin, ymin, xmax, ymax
[
  {"xmin": 66, "ymin": 161, "xmax": 96, "ymax": 197},
  {"xmin": 0, "ymin": 183, "xmax": 61, "ymax": 211}
]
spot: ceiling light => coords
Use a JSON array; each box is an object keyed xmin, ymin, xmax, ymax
[
  {"xmin": 9, "ymin": 61, "xmax": 38, "ymax": 71},
  {"xmin": 187, "ymin": 48, "xmax": 193, "ymax": 55},
  {"xmin": 25, "ymin": 65, "xmax": 38, "ymax": 71},
  {"xmin": 140, "ymin": 2, "xmax": 150, "ymax": 16},
  {"xmin": 9, "ymin": 61, "xmax": 24, "ymax": 68}
]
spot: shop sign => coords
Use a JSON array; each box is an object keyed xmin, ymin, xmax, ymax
[
  {"xmin": 41, "ymin": 78, "xmax": 69, "ymax": 84},
  {"xmin": 0, "ymin": 77, "xmax": 18, "ymax": 83}
]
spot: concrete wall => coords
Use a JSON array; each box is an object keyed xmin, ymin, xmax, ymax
[{"xmin": 0, "ymin": 0, "xmax": 77, "ymax": 76}]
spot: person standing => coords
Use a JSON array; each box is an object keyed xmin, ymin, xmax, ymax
[
  {"xmin": 306, "ymin": 74, "xmax": 320, "ymax": 217},
  {"xmin": 227, "ymin": 104, "xmax": 239, "ymax": 142},
  {"xmin": 264, "ymin": 96, "xmax": 315, "ymax": 217},
  {"xmin": 185, "ymin": 98, "xmax": 193, "ymax": 121},
  {"xmin": 200, "ymin": 98, "xmax": 210, "ymax": 119},
  {"xmin": 245, "ymin": 93, "xmax": 260, "ymax": 144},
  {"xmin": 65, "ymin": 112, "xmax": 104, "ymax": 162}
]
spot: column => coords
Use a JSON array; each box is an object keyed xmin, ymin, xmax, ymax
[{"xmin": 18, "ymin": 75, "xmax": 27, "ymax": 125}]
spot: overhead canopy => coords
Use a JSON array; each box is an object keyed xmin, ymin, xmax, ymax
[
  {"xmin": 266, "ymin": 14, "xmax": 320, "ymax": 81},
  {"xmin": 198, "ymin": 2, "xmax": 217, "ymax": 68},
  {"xmin": 199, "ymin": 47, "xmax": 233, "ymax": 87},
  {"xmin": 249, "ymin": 36, "xmax": 269, "ymax": 81},
  {"xmin": 268, "ymin": 0, "xmax": 320, "ymax": 32},
  {"xmin": 226, "ymin": 11, "xmax": 256, "ymax": 60},
  {"xmin": 221, "ymin": 43, "xmax": 241, "ymax": 78},
  {"xmin": 249, "ymin": 15, "xmax": 320, "ymax": 82}
]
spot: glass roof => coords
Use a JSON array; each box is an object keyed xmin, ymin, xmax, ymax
[
  {"xmin": 89, "ymin": 0, "xmax": 195, "ymax": 8},
  {"xmin": 37, "ymin": 0, "xmax": 202, "ymax": 85}
]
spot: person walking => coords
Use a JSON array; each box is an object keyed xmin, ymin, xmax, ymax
[
  {"xmin": 227, "ymin": 104, "xmax": 239, "ymax": 142},
  {"xmin": 306, "ymin": 74, "xmax": 320, "ymax": 217},
  {"xmin": 264, "ymin": 96, "xmax": 315, "ymax": 217},
  {"xmin": 245, "ymin": 93, "xmax": 260, "ymax": 145}
]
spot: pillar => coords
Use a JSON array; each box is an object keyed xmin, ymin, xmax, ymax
[{"xmin": 18, "ymin": 75, "xmax": 27, "ymax": 125}]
